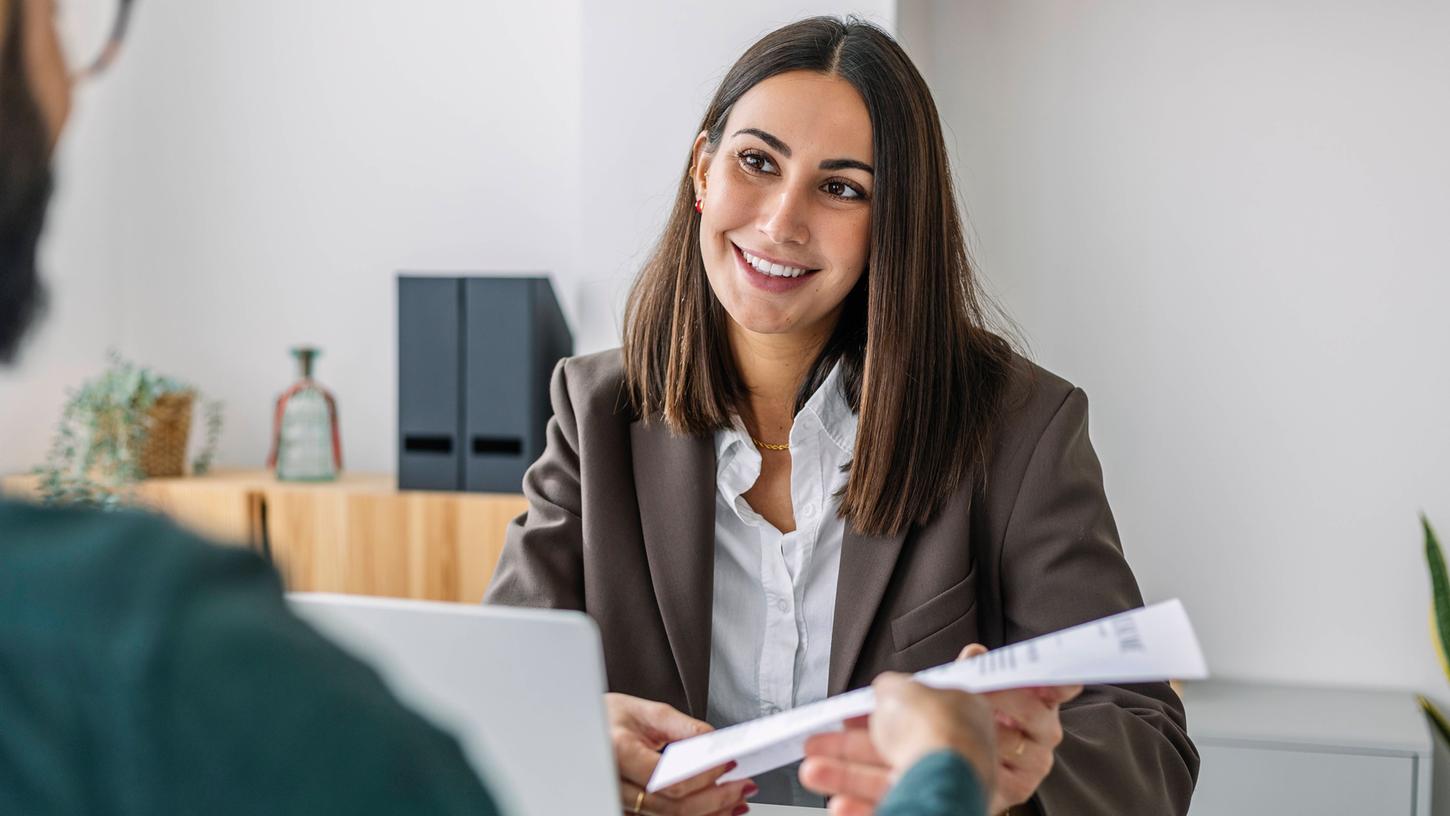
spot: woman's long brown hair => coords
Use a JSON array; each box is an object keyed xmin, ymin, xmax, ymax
[{"xmin": 623, "ymin": 16, "xmax": 1015, "ymax": 537}]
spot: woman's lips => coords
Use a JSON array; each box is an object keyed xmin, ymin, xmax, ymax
[{"xmin": 732, "ymin": 243, "xmax": 818, "ymax": 294}]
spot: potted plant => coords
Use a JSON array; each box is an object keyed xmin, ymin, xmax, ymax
[{"xmin": 35, "ymin": 352, "xmax": 223, "ymax": 509}]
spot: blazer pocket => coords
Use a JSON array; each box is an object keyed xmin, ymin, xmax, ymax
[{"xmin": 890, "ymin": 569, "xmax": 978, "ymax": 654}]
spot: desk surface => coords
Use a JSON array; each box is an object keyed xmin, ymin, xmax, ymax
[{"xmin": 1183, "ymin": 679, "xmax": 1431, "ymax": 754}]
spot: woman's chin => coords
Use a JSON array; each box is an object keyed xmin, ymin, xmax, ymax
[
  {"xmin": 726, "ymin": 306, "xmax": 847, "ymax": 343},
  {"xmin": 722, "ymin": 305, "xmax": 799, "ymax": 337}
]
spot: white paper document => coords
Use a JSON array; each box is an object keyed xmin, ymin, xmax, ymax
[{"xmin": 647, "ymin": 599, "xmax": 1207, "ymax": 792}]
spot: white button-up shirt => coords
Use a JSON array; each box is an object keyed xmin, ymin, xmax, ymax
[{"xmin": 707, "ymin": 364, "xmax": 857, "ymax": 804}]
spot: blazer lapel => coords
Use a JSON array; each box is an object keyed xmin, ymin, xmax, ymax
[
  {"xmin": 828, "ymin": 524, "xmax": 907, "ymax": 695},
  {"xmin": 631, "ymin": 420, "xmax": 716, "ymax": 719}
]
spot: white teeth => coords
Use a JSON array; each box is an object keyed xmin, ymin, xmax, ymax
[{"xmin": 741, "ymin": 248, "xmax": 809, "ymax": 278}]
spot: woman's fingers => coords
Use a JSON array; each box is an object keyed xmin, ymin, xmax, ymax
[
  {"xmin": 937, "ymin": 652, "xmax": 1078, "ymax": 812},
  {"xmin": 981, "ymin": 686, "xmax": 1068, "ymax": 810},
  {"xmin": 609, "ymin": 693, "xmax": 723, "ymax": 794},
  {"xmin": 653, "ymin": 763, "xmax": 742, "ymax": 801},
  {"xmin": 612, "ymin": 728, "xmax": 669, "ymax": 787},
  {"xmin": 669, "ymin": 779, "xmax": 755, "ymax": 816},
  {"xmin": 637, "ymin": 698, "xmax": 716, "ymax": 745},
  {"xmin": 607, "ymin": 694, "xmax": 713, "ymax": 748},
  {"xmin": 984, "ymin": 687, "xmax": 1064, "ymax": 748},
  {"xmin": 609, "ymin": 698, "xmax": 746, "ymax": 815},
  {"xmin": 618, "ymin": 777, "xmax": 754, "ymax": 816},
  {"xmin": 993, "ymin": 719, "xmax": 1052, "ymax": 776},
  {"xmin": 957, "ymin": 642, "xmax": 988, "ymax": 661},
  {"xmin": 1035, "ymin": 683, "xmax": 1084, "ymax": 706},
  {"xmin": 613, "ymin": 736, "xmax": 740, "ymax": 800}
]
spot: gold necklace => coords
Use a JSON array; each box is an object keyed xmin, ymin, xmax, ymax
[{"xmin": 752, "ymin": 437, "xmax": 790, "ymax": 452}]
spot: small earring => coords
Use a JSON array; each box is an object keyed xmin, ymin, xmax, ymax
[{"xmin": 694, "ymin": 197, "xmax": 703, "ymax": 213}]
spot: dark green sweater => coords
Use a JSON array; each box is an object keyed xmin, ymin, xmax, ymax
[
  {"xmin": 0, "ymin": 499, "xmax": 499, "ymax": 816},
  {"xmin": 878, "ymin": 750, "xmax": 988, "ymax": 816}
]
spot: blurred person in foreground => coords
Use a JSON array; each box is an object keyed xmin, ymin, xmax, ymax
[
  {"xmin": 0, "ymin": 2, "xmax": 1001, "ymax": 814},
  {"xmin": 2, "ymin": 4, "xmax": 502, "ymax": 812}
]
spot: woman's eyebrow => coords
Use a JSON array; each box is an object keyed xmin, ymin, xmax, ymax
[
  {"xmin": 734, "ymin": 128, "xmax": 792, "ymax": 156},
  {"xmin": 819, "ymin": 158, "xmax": 874, "ymax": 175},
  {"xmin": 732, "ymin": 128, "xmax": 874, "ymax": 175}
]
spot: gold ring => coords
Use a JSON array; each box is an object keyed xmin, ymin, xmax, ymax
[
  {"xmin": 1014, "ymin": 736, "xmax": 1027, "ymax": 757},
  {"xmin": 632, "ymin": 789, "xmax": 646, "ymax": 815}
]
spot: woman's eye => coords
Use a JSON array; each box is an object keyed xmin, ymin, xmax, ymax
[
  {"xmin": 737, "ymin": 150, "xmax": 777, "ymax": 174},
  {"xmin": 824, "ymin": 180, "xmax": 866, "ymax": 201}
]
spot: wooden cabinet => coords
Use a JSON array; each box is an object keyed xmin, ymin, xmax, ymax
[{"xmin": 1, "ymin": 470, "xmax": 526, "ymax": 604}]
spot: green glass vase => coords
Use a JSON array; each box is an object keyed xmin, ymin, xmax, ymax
[{"xmin": 267, "ymin": 347, "xmax": 342, "ymax": 482}]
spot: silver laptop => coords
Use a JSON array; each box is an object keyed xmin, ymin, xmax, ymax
[{"xmin": 288, "ymin": 594, "xmax": 821, "ymax": 816}]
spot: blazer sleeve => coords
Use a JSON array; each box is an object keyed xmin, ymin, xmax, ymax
[
  {"xmin": 999, "ymin": 388, "xmax": 1199, "ymax": 816},
  {"xmin": 483, "ymin": 359, "xmax": 587, "ymax": 610}
]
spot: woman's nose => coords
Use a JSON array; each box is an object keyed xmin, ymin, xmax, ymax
[{"xmin": 759, "ymin": 186, "xmax": 811, "ymax": 246}]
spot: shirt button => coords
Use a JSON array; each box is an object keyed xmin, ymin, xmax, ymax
[
  {"xmin": 775, "ymin": 598, "xmax": 790, "ymax": 613},
  {"xmin": 801, "ymin": 503, "xmax": 818, "ymax": 519},
  {"xmin": 763, "ymin": 703, "xmax": 781, "ymax": 715}
]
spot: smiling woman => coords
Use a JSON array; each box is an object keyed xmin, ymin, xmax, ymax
[
  {"xmin": 486, "ymin": 16, "xmax": 1199, "ymax": 816},
  {"xmin": 630, "ymin": 33, "xmax": 1005, "ymax": 538}
]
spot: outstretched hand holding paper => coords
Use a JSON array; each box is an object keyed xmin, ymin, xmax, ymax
[{"xmin": 646, "ymin": 599, "xmax": 1208, "ymax": 792}]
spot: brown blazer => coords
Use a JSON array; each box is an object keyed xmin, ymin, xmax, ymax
[{"xmin": 485, "ymin": 349, "xmax": 1199, "ymax": 815}]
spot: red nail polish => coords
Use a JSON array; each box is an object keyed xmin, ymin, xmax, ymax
[
  {"xmin": 744, "ymin": 783, "xmax": 759, "ymax": 797},
  {"xmin": 733, "ymin": 806, "xmax": 750, "ymax": 816},
  {"xmin": 725, "ymin": 760, "xmax": 738, "ymax": 772}
]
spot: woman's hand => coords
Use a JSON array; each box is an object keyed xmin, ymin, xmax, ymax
[
  {"xmin": 958, "ymin": 644, "xmax": 1083, "ymax": 814},
  {"xmin": 799, "ymin": 645, "xmax": 1082, "ymax": 815},
  {"xmin": 606, "ymin": 693, "xmax": 756, "ymax": 816}
]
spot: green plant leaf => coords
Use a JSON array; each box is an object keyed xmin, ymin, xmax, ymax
[
  {"xmin": 1420, "ymin": 695, "xmax": 1450, "ymax": 744},
  {"xmin": 1424, "ymin": 514, "xmax": 1450, "ymax": 684}
]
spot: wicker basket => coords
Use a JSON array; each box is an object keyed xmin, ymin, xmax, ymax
[{"xmin": 140, "ymin": 391, "xmax": 194, "ymax": 478}]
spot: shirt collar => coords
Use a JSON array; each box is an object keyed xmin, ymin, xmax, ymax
[
  {"xmin": 714, "ymin": 361, "xmax": 858, "ymax": 484},
  {"xmin": 800, "ymin": 361, "xmax": 858, "ymax": 457}
]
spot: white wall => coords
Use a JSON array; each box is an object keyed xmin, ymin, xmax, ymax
[
  {"xmin": 903, "ymin": 0, "xmax": 1450, "ymax": 692},
  {"xmin": 3, "ymin": 1, "xmax": 892, "ymax": 477},
  {"xmin": 112, "ymin": 0, "xmax": 584, "ymax": 475},
  {"xmin": 3, "ymin": 0, "xmax": 584, "ymax": 475}
]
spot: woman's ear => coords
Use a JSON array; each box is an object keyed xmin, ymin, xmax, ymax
[{"xmin": 690, "ymin": 129, "xmax": 712, "ymax": 199}]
